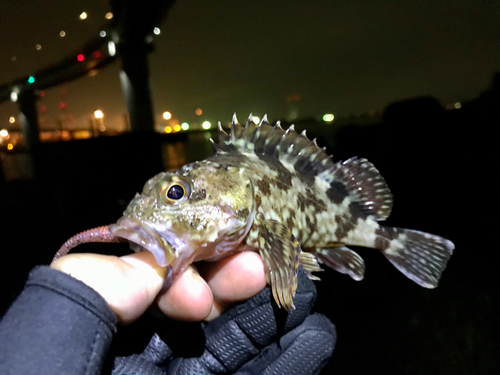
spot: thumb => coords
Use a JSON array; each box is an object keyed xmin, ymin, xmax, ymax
[{"xmin": 52, "ymin": 251, "xmax": 166, "ymax": 324}]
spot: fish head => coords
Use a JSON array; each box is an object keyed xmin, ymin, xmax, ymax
[{"xmin": 109, "ymin": 160, "xmax": 255, "ymax": 275}]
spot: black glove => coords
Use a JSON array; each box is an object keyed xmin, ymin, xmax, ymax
[{"xmin": 111, "ymin": 269, "xmax": 336, "ymax": 374}]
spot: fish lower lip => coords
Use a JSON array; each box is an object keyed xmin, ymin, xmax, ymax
[{"xmin": 109, "ymin": 216, "xmax": 177, "ymax": 267}]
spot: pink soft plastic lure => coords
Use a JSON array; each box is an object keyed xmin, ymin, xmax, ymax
[{"xmin": 52, "ymin": 225, "xmax": 125, "ymax": 263}]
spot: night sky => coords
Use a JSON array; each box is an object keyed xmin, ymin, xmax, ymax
[{"xmin": 0, "ymin": 0, "xmax": 499, "ymax": 130}]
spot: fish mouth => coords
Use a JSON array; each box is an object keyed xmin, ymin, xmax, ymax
[{"xmin": 108, "ymin": 216, "xmax": 178, "ymax": 267}]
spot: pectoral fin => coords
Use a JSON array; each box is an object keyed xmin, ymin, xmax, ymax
[{"xmin": 246, "ymin": 217, "xmax": 301, "ymax": 310}]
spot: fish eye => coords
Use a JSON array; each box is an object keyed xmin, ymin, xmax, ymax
[
  {"xmin": 160, "ymin": 180, "xmax": 190, "ymax": 204},
  {"xmin": 167, "ymin": 184, "xmax": 185, "ymax": 200}
]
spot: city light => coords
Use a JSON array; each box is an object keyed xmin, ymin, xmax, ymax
[
  {"xmin": 195, "ymin": 108, "xmax": 203, "ymax": 116},
  {"xmin": 162, "ymin": 111, "xmax": 172, "ymax": 120},
  {"xmin": 10, "ymin": 91, "xmax": 18, "ymax": 102},
  {"xmin": 35, "ymin": 44, "xmax": 42, "ymax": 51},
  {"xmin": 28, "ymin": 76, "xmax": 35, "ymax": 84},
  {"xmin": 153, "ymin": 27, "xmax": 160, "ymax": 35},
  {"xmin": 252, "ymin": 116, "xmax": 260, "ymax": 125},
  {"xmin": 202, "ymin": 121, "xmax": 211, "ymax": 130},
  {"xmin": 99, "ymin": 30, "xmax": 107, "ymax": 38},
  {"xmin": 108, "ymin": 41, "xmax": 116, "ymax": 56},
  {"xmin": 322, "ymin": 113, "xmax": 335, "ymax": 122},
  {"xmin": 7, "ymin": 143, "xmax": 14, "ymax": 151},
  {"xmin": 173, "ymin": 124, "xmax": 181, "ymax": 132},
  {"xmin": 77, "ymin": 54, "xmax": 85, "ymax": 62},
  {"xmin": 94, "ymin": 110, "xmax": 103, "ymax": 119},
  {"xmin": 105, "ymin": 12, "xmax": 113, "ymax": 20},
  {"xmin": 0, "ymin": 129, "xmax": 9, "ymax": 137},
  {"xmin": 164, "ymin": 126, "xmax": 172, "ymax": 133},
  {"xmin": 59, "ymin": 30, "xmax": 66, "ymax": 37},
  {"xmin": 454, "ymin": 102, "xmax": 461, "ymax": 109},
  {"xmin": 79, "ymin": 12, "xmax": 88, "ymax": 20},
  {"xmin": 9, "ymin": 117, "xmax": 15, "ymax": 123},
  {"xmin": 181, "ymin": 122, "xmax": 189, "ymax": 130},
  {"xmin": 93, "ymin": 51, "xmax": 101, "ymax": 58}
]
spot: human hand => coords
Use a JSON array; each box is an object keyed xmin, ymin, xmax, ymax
[
  {"xmin": 51, "ymin": 251, "xmax": 336, "ymax": 374},
  {"xmin": 50, "ymin": 250, "xmax": 267, "ymax": 324},
  {"xmin": 113, "ymin": 268, "xmax": 336, "ymax": 374}
]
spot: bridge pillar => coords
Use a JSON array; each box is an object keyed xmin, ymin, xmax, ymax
[
  {"xmin": 119, "ymin": 41, "xmax": 156, "ymax": 132},
  {"xmin": 18, "ymin": 90, "xmax": 40, "ymax": 150}
]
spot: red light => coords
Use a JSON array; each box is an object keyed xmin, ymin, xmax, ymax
[
  {"xmin": 59, "ymin": 102, "xmax": 67, "ymax": 109},
  {"xmin": 40, "ymin": 106, "xmax": 46, "ymax": 112},
  {"xmin": 93, "ymin": 51, "xmax": 101, "ymax": 58},
  {"xmin": 77, "ymin": 54, "xmax": 85, "ymax": 62},
  {"xmin": 39, "ymin": 90, "xmax": 45, "ymax": 97}
]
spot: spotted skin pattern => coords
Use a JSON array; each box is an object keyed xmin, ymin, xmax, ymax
[
  {"xmin": 210, "ymin": 114, "xmax": 453, "ymax": 308},
  {"xmin": 55, "ymin": 114, "xmax": 455, "ymax": 311}
]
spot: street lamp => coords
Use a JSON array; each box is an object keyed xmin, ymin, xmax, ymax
[{"xmin": 93, "ymin": 110, "xmax": 104, "ymax": 135}]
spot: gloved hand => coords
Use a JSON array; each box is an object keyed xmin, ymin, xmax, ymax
[{"xmin": 112, "ymin": 268, "xmax": 336, "ymax": 374}]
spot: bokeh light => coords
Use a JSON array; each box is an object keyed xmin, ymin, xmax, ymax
[{"xmin": 322, "ymin": 113, "xmax": 334, "ymax": 122}]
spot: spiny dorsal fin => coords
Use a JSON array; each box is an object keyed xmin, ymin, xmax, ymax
[{"xmin": 215, "ymin": 113, "xmax": 334, "ymax": 176}]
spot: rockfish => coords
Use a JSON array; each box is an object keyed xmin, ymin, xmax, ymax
[{"xmin": 53, "ymin": 114, "xmax": 454, "ymax": 310}]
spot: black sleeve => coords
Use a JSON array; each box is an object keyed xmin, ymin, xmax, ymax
[{"xmin": 0, "ymin": 266, "xmax": 118, "ymax": 375}]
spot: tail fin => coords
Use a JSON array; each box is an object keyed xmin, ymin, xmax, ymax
[{"xmin": 376, "ymin": 227, "xmax": 454, "ymax": 288}]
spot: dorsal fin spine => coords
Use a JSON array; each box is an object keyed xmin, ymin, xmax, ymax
[
  {"xmin": 260, "ymin": 114, "xmax": 270, "ymax": 126},
  {"xmin": 218, "ymin": 114, "xmax": 334, "ymax": 181}
]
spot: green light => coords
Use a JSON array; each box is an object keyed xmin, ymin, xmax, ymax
[
  {"xmin": 28, "ymin": 76, "xmax": 35, "ymax": 84},
  {"xmin": 322, "ymin": 113, "xmax": 334, "ymax": 122},
  {"xmin": 181, "ymin": 122, "xmax": 189, "ymax": 130},
  {"xmin": 202, "ymin": 121, "xmax": 211, "ymax": 130}
]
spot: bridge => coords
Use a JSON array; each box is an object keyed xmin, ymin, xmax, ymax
[{"xmin": 0, "ymin": 0, "xmax": 175, "ymax": 150}]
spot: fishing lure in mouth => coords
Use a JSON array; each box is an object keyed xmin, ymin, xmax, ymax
[{"xmin": 53, "ymin": 114, "xmax": 454, "ymax": 310}]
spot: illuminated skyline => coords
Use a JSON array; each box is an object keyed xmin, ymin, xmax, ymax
[{"xmin": 0, "ymin": 0, "xmax": 499, "ymax": 131}]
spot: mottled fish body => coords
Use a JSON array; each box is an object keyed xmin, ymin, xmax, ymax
[{"xmin": 54, "ymin": 114, "xmax": 454, "ymax": 310}]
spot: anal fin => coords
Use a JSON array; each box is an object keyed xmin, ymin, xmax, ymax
[{"xmin": 312, "ymin": 246, "xmax": 366, "ymax": 281}]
